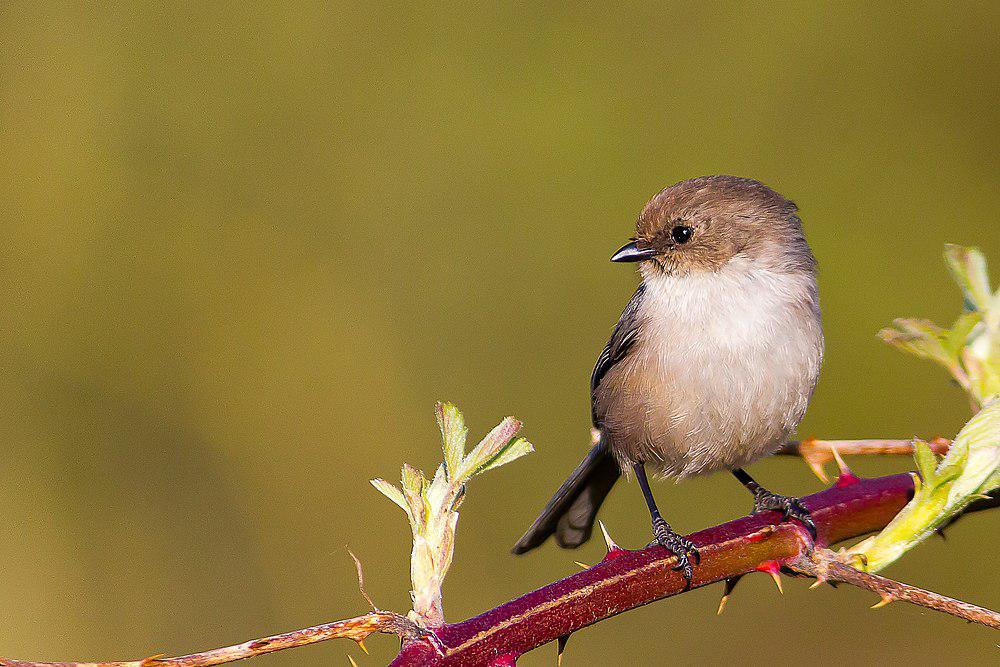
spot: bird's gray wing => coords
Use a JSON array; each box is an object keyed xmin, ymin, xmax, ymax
[{"xmin": 590, "ymin": 283, "xmax": 645, "ymax": 426}]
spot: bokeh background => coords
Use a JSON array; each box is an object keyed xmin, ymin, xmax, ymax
[{"xmin": 2, "ymin": 2, "xmax": 998, "ymax": 665}]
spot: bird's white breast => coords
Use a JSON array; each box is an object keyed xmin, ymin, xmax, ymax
[{"xmin": 604, "ymin": 256, "xmax": 823, "ymax": 478}]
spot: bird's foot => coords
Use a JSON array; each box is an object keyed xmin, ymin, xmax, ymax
[
  {"xmin": 752, "ymin": 490, "xmax": 817, "ymax": 539},
  {"xmin": 649, "ymin": 516, "xmax": 700, "ymax": 587}
]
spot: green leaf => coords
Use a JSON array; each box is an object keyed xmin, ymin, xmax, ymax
[
  {"xmin": 944, "ymin": 396, "xmax": 1000, "ymax": 503},
  {"xmin": 401, "ymin": 463, "xmax": 427, "ymax": 528},
  {"xmin": 879, "ymin": 318, "xmax": 954, "ymax": 368},
  {"xmin": 945, "ymin": 244, "xmax": 992, "ymax": 311},
  {"xmin": 912, "ymin": 439, "xmax": 939, "ymax": 484},
  {"xmin": 436, "ymin": 402, "xmax": 468, "ymax": 480},
  {"xmin": 371, "ymin": 478, "xmax": 410, "ymax": 514},
  {"xmin": 944, "ymin": 311, "xmax": 982, "ymax": 356},
  {"xmin": 456, "ymin": 416, "xmax": 522, "ymax": 480},
  {"xmin": 475, "ymin": 436, "xmax": 535, "ymax": 474},
  {"xmin": 424, "ymin": 463, "xmax": 449, "ymax": 511}
]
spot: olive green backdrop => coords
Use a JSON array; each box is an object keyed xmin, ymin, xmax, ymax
[{"xmin": 2, "ymin": 2, "xmax": 998, "ymax": 665}]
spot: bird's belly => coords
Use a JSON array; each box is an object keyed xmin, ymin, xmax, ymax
[
  {"xmin": 599, "ymin": 271, "xmax": 822, "ymax": 479},
  {"xmin": 643, "ymin": 346, "xmax": 807, "ymax": 477}
]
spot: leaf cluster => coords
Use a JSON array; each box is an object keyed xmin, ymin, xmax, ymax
[{"xmin": 371, "ymin": 402, "xmax": 533, "ymax": 627}]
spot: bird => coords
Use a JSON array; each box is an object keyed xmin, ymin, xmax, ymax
[{"xmin": 512, "ymin": 175, "xmax": 824, "ymax": 584}]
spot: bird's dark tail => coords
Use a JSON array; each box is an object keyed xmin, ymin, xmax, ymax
[{"xmin": 511, "ymin": 442, "xmax": 621, "ymax": 554}]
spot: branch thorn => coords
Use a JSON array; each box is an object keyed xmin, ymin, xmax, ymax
[
  {"xmin": 356, "ymin": 639, "xmax": 370, "ymax": 655},
  {"xmin": 871, "ymin": 595, "xmax": 893, "ymax": 610},
  {"xmin": 756, "ymin": 561, "xmax": 783, "ymax": 594},
  {"xmin": 348, "ymin": 655, "xmax": 360, "ymax": 667},
  {"xmin": 799, "ymin": 436, "xmax": 830, "ymax": 482},
  {"xmin": 831, "ymin": 446, "xmax": 860, "ymax": 487},
  {"xmin": 573, "ymin": 561, "xmax": 591, "ymax": 570},
  {"xmin": 557, "ymin": 634, "xmax": 570, "ymax": 666},
  {"xmin": 598, "ymin": 521, "xmax": 622, "ymax": 556},
  {"xmin": 717, "ymin": 575, "xmax": 743, "ymax": 615}
]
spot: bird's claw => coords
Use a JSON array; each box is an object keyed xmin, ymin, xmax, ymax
[
  {"xmin": 753, "ymin": 491, "xmax": 817, "ymax": 539},
  {"xmin": 649, "ymin": 516, "xmax": 699, "ymax": 587}
]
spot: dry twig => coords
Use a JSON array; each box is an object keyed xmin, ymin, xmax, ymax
[{"xmin": 0, "ymin": 612, "xmax": 425, "ymax": 667}]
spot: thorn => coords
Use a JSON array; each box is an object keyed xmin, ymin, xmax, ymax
[
  {"xmin": 348, "ymin": 548, "xmax": 378, "ymax": 611},
  {"xmin": 799, "ymin": 437, "xmax": 830, "ymax": 483},
  {"xmin": 598, "ymin": 521, "xmax": 625, "ymax": 560},
  {"xmin": 936, "ymin": 528, "xmax": 947, "ymax": 541},
  {"xmin": 831, "ymin": 446, "xmax": 860, "ymax": 486},
  {"xmin": 806, "ymin": 458, "xmax": 829, "ymax": 483},
  {"xmin": 768, "ymin": 570, "xmax": 784, "ymax": 594},
  {"xmin": 356, "ymin": 639, "xmax": 369, "ymax": 655},
  {"xmin": 755, "ymin": 561, "xmax": 783, "ymax": 594},
  {"xmin": 717, "ymin": 575, "xmax": 743, "ymax": 615},
  {"xmin": 573, "ymin": 561, "xmax": 590, "ymax": 570},
  {"xmin": 599, "ymin": 521, "xmax": 618, "ymax": 551},
  {"xmin": 140, "ymin": 655, "xmax": 166, "ymax": 667},
  {"xmin": 830, "ymin": 445, "xmax": 848, "ymax": 473},
  {"xmin": 809, "ymin": 578, "xmax": 825, "ymax": 590},
  {"xmin": 557, "ymin": 634, "xmax": 570, "ymax": 666},
  {"xmin": 348, "ymin": 655, "xmax": 360, "ymax": 667},
  {"xmin": 871, "ymin": 595, "xmax": 893, "ymax": 609}
]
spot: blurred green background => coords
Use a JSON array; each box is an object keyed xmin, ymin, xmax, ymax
[{"xmin": 2, "ymin": 2, "xmax": 998, "ymax": 665}]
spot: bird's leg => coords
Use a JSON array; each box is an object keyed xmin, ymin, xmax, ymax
[
  {"xmin": 633, "ymin": 463, "xmax": 699, "ymax": 586},
  {"xmin": 732, "ymin": 468, "xmax": 816, "ymax": 539}
]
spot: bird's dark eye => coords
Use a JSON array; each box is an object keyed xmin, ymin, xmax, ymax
[{"xmin": 671, "ymin": 225, "xmax": 693, "ymax": 244}]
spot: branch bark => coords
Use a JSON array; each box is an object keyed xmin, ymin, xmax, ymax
[{"xmin": 387, "ymin": 472, "xmax": 944, "ymax": 666}]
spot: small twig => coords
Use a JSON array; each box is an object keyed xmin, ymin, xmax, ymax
[
  {"xmin": 348, "ymin": 548, "xmax": 378, "ymax": 612},
  {"xmin": 778, "ymin": 438, "xmax": 951, "ymax": 481},
  {"xmin": 0, "ymin": 612, "xmax": 426, "ymax": 667},
  {"xmin": 790, "ymin": 548, "xmax": 1000, "ymax": 629}
]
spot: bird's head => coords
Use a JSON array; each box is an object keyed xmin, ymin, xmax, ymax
[{"xmin": 611, "ymin": 175, "xmax": 815, "ymax": 278}]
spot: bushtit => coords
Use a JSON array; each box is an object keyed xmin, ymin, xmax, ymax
[{"xmin": 513, "ymin": 176, "xmax": 823, "ymax": 583}]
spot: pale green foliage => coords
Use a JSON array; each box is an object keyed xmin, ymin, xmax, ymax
[
  {"xmin": 847, "ymin": 245, "xmax": 1000, "ymax": 572},
  {"xmin": 370, "ymin": 402, "xmax": 533, "ymax": 628},
  {"xmin": 846, "ymin": 397, "xmax": 1000, "ymax": 572},
  {"xmin": 880, "ymin": 245, "xmax": 1000, "ymax": 408}
]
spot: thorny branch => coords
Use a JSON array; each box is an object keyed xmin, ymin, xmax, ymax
[
  {"xmin": 4, "ymin": 469, "xmax": 995, "ymax": 667},
  {"xmin": 0, "ymin": 612, "xmax": 427, "ymax": 667},
  {"xmin": 790, "ymin": 549, "xmax": 1000, "ymax": 629}
]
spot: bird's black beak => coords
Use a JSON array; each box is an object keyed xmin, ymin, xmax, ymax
[{"xmin": 611, "ymin": 241, "xmax": 657, "ymax": 263}]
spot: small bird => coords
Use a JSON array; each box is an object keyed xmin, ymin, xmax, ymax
[{"xmin": 513, "ymin": 176, "xmax": 824, "ymax": 583}]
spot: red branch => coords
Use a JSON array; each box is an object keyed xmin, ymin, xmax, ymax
[
  {"xmin": 8, "ymin": 472, "xmax": 991, "ymax": 667},
  {"xmin": 390, "ymin": 473, "xmax": 916, "ymax": 666}
]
